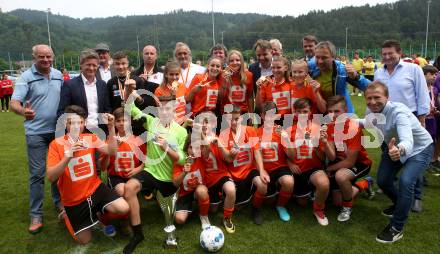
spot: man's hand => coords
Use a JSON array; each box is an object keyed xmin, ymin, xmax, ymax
[
  {"xmin": 345, "ymin": 64, "xmax": 358, "ymax": 80},
  {"xmin": 388, "ymin": 137, "xmax": 401, "ymax": 161},
  {"xmin": 24, "ymin": 101, "xmax": 36, "ymax": 120}
]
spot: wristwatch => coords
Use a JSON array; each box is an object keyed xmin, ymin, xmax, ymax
[{"xmin": 398, "ymin": 145, "xmax": 406, "ymax": 156}]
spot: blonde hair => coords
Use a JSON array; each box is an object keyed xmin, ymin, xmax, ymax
[
  {"xmin": 272, "ymin": 56, "xmax": 290, "ymax": 81},
  {"xmin": 291, "ymin": 59, "xmax": 309, "ymax": 72},
  {"xmin": 226, "ymin": 50, "xmax": 247, "ymax": 85}
]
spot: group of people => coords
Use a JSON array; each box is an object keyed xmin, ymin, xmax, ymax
[
  {"xmin": 0, "ymin": 73, "xmax": 13, "ymax": 112},
  {"xmin": 8, "ymin": 35, "xmax": 438, "ymax": 253}
]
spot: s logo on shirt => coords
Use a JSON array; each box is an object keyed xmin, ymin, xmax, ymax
[
  {"xmin": 68, "ymin": 153, "xmax": 94, "ymax": 181},
  {"xmin": 115, "ymin": 151, "xmax": 134, "ymax": 172},
  {"xmin": 206, "ymin": 89, "xmax": 219, "ymax": 108},
  {"xmin": 233, "ymin": 144, "xmax": 252, "ymax": 167},
  {"xmin": 272, "ymin": 91, "xmax": 290, "ymax": 110},
  {"xmin": 261, "ymin": 142, "xmax": 278, "ymax": 162}
]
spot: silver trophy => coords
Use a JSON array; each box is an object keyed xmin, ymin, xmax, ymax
[{"xmin": 156, "ymin": 190, "xmax": 178, "ymax": 248}]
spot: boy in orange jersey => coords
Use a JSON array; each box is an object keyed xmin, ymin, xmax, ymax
[
  {"xmin": 195, "ymin": 114, "xmax": 237, "ymax": 233},
  {"xmin": 258, "ymin": 102, "xmax": 294, "ymax": 221},
  {"xmin": 47, "ymin": 105, "xmax": 129, "ymax": 244},
  {"xmin": 99, "ymin": 107, "xmax": 146, "ymax": 235},
  {"xmin": 173, "ymin": 134, "xmax": 211, "ymax": 229},
  {"xmin": 283, "ymin": 98, "xmax": 335, "ymax": 226},
  {"xmin": 218, "ymin": 105, "xmax": 269, "ymax": 225},
  {"xmin": 325, "ymin": 96, "xmax": 373, "ymax": 222}
]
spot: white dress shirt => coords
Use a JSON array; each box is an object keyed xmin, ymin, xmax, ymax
[
  {"xmin": 99, "ymin": 65, "xmax": 112, "ymax": 83},
  {"xmin": 81, "ymin": 74, "xmax": 99, "ymax": 128}
]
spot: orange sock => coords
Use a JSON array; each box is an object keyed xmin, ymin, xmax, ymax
[
  {"xmin": 223, "ymin": 207, "xmax": 234, "ymax": 218},
  {"xmin": 355, "ymin": 179, "xmax": 369, "ymax": 192},
  {"xmin": 252, "ymin": 191, "xmax": 265, "ymax": 208},
  {"xmin": 100, "ymin": 212, "xmax": 129, "ymax": 225},
  {"xmin": 313, "ymin": 201, "xmax": 325, "ymax": 212},
  {"xmin": 276, "ymin": 190, "xmax": 292, "ymax": 207},
  {"xmin": 198, "ymin": 197, "xmax": 210, "ymax": 216},
  {"xmin": 64, "ymin": 215, "xmax": 78, "ymax": 241}
]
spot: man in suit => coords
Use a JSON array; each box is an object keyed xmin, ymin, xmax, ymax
[
  {"xmin": 58, "ymin": 49, "xmax": 111, "ymax": 136},
  {"xmin": 95, "ymin": 43, "xmax": 115, "ymax": 83},
  {"xmin": 248, "ymin": 39, "xmax": 273, "ymax": 95}
]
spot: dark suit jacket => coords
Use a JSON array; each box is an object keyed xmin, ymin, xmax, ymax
[
  {"xmin": 57, "ymin": 75, "xmax": 112, "ymax": 118},
  {"xmin": 248, "ymin": 62, "xmax": 261, "ymax": 96}
]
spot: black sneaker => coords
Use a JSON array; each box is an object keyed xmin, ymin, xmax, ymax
[
  {"xmin": 376, "ymin": 224, "xmax": 403, "ymax": 243},
  {"xmin": 252, "ymin": 207, "xmax": 263, "ymax": 225},
  {"xmin": 382, "ymin": 205, "xmax": 395, "ymax": 218}
]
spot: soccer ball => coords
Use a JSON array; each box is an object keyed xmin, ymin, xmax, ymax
[{"xmin": 200, "ymin": 226, "xmax": 225, "ymax": 252}]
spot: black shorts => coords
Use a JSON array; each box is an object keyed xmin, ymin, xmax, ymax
[
  {"xmin": 175, "ymin": 193, "xmax": 195, "ymax": 213},
  {"xmin": 234, "ymin": 170, "xmax": 259, "ymax": 205},
  {"xmin": 267, "ymin": 167, "xmax": 293, "ymax": 197},
  {"xmin": 329, "ymin": 163, "xmax": 372, "ymax": 191},
  {"xmin": 293, "ymin": 168, "xmax": 323, "ymax": 198},
  {"xmin": 133, "ymin": 170, "xmax": 177, "ymax": 197},
  {"xmin": 64, "ymin": 183, "xmax": 121, "ymax": 235},
  {"xmin": 107, "ymin": 175, "xmax": 128, "ymax": 189},
  {"xmin": 208, "ymin": 176, "xmax": 233, "ymax": 205}
]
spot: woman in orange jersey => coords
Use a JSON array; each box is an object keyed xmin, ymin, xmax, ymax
[
  {"xmin": 290, "ymin": 60, "xmax": 327, "ymax": 113},
  {"xmin": 154, "ymin": 61, "xmax": 188, "ymax": 125},
  {"xmin": 220, "ymin": 50, "xmax": 254, "ymax": 113},
  {"xmin": 173, "ymin": 134, "xmax": 211, "ymax": 229},
  {"xmin": 282, "ymin": 98, "xmax": 335, "ymax": 226},
  {"xmin": 186, "ymin": 57, "xmax": 223, "ymax": 117},
  {"xmin": 258, "ymin": 102, "xmax": 294, "ymax": 221},
  {"xmin": 256, "ymin": 56, "xmax": 292, "ymax": 117}
]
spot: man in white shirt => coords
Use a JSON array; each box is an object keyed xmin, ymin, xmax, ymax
[
  {"xmin": 173, "ymin": 42, "xmax": 206, "ymax": 88},
  {"xmin": 58, "ymin": 49, "xmax": 111, "ymax": 135},
  {"xmin": 95, "ymin": 43, "xmax": 115, "ymax": 83}
]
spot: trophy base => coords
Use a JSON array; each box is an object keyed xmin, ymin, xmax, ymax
[{"xmin": 163, "ymin": 238, "xmax": 178, "ymax": 249}]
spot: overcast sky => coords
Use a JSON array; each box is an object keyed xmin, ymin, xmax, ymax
[{"xmin": 1, "ymin": 0, "xmax": 399, "ymax": 19}]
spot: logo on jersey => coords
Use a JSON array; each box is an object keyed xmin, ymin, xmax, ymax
[
  {"xmin": 272, "ymin": 91, "xmax": 290, "ymax": 110},
  {"xmin": 206, "ymin": 89, "xmax": 219, "ymax": 108},
  {"xmin": 297, "ymin": 139, "xmax": 313, "ymax": 159},
  {"xmin": 261, "ymin": 142, "xmax": 278, "ymax": 162},
  {"xmin": 183, "ymin": 169, "xmax": 203, "ymax": 191},
  {"xmin": 230, "ymin": 85, "xmax": 246, "ymax": 102},
  {"xmin": 233, "ymin": 144, "xmax": 252, "ymax": 167},
  {"xmin": 68, "ymin": 153, "xmax": 94, "ymax": 181},
  {"xmin": 115, "ymin": 151, "xmax": 134, "ymax": 172}
]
